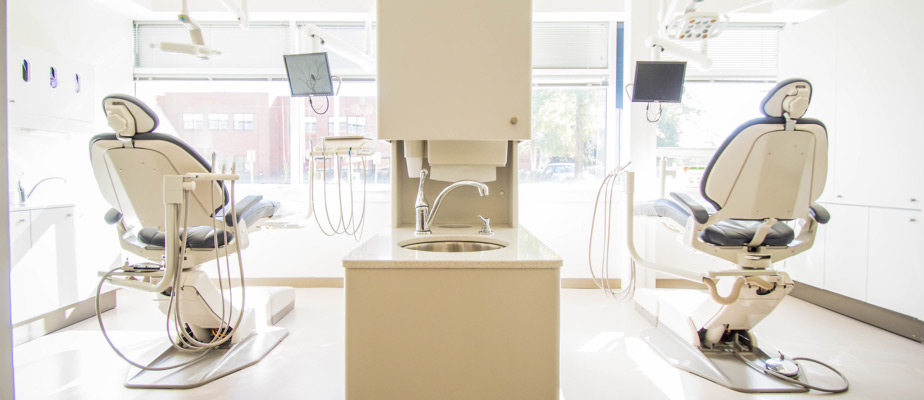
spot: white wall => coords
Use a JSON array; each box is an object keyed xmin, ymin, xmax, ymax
[
  {"xmin": 136, "ymin": 0, "xmax": 626, "ymax": 14},
  {"xmin": 780, "ymin": 0, "xmax": 924, "ymax": 208},
  {"xmin": 779, "ymin": 0, "xmax": 924, "ymax": 319},
  {"xmin": 6, "ymin": 0, "xmax": 134, "ymax": 315},
  {"xmin": 2, "ymin": 0, "xmax": 14, "ymax": 396}
]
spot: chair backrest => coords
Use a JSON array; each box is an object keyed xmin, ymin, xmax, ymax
[
  {"xmin": 89, "ymin": 94, "xmax": 227, "ymax": 230},
  {"xmin": 700, "ymin": 79, "xmax": 827, "ymax": 221}
]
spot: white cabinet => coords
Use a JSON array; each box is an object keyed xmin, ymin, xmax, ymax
[
  {"xmin": 867, "ymin": 208, "xmax": 924, "ymax": 320},
  {"xmin": 777, "ymin": 9, "xmax": 837, "ymax": 204},
  {"xmin": 783, "ymin": 222, "xmax": 826, "ymax": 288},
  {"xmin": 831, "ymin": 1, "xmax": 924, "ymax": 209},
  {"xmin": 10, "ymin": 210, "xmax": 31, "ymax": 266},
  {"xmin": 822, "ymin": 204, "xmax": 868, "ymax": 301},
  {"xmin": 377, "ymin": 0, "xmax": 531, "ymax": 141},
  {"xmin": 780, "ymin": 1, "xmax": 924, "ymax": 209},
  {"xmin": 8, "ymin": 205, "xmax": 78, "ymax": 322}
]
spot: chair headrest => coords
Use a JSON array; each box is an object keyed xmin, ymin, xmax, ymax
[
  {"xmin": 759, "ymin": 78, "xmax": 812, "ymax": 119},
  {"xmin": 102, "ymin": 94, "xmax": 159, "ymax": 137}
]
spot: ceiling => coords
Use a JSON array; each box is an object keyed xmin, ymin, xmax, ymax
[{"xmin": 93, "ymin": 0, "xmax": 848, "ymax": 23}]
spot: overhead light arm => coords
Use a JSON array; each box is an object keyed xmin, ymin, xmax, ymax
[
  {"xmin": 646, "ymin": 35, "xmax": 713, "ymax": 70},
  {"xmin": 304, "ymin": 24, "xmax": 376, "ymax": 73},
  {"xmin": 218, "ymin": 0, "xmax": 249, "ymax": 29}
]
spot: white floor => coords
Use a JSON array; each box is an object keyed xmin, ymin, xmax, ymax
[{"xmin": 12, "ymin": 288, "xmax": 924, "ymax": 399}]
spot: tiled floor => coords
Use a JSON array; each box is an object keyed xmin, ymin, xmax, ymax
[{"xmin": 13, "ymin": 288, "xmax": 924, "ymax": 399}]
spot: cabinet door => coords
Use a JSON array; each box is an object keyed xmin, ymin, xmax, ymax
[
  {"xmin": 377, "ymin": 0, "xmax": 531, "ymax": 141},
  {"xmin": 778, "ymin": 10, "xmax": 837, "ymax": 204},
  {"xmin": 30, "ymin": 206, "xmax": 78, "ymax": 305},
  {"xmin": 832, "ymin": 2, "xmax": 924, "ymax": 209},
  {"xmin": 784, "ymin": 221, "xmax": 826, "ymax": 288},
  {"xmin": 867, "ymin": 208, "xmax": 924, "ymax": 320},
  {"xmin": 10, "ymin": 210, "xmax": 31, "ymax": 266},
  {"xmin": 823, "ymin": 204, "xmax": 868, "ymax": 301}
]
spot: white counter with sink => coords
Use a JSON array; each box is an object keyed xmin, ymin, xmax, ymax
[
  {"xmin": 342, "ymin": 225, "xmax": 562, "ymax": 400},
  {"xmin": 342, "ymin": 225, "xmax": 562, "ymax": 269}
]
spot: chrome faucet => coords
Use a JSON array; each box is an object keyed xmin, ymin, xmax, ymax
[
  {"xmin": 415, "ymin": 169, "xmax": 489, "ymax": 234},
  {"xmin": 18, "ymin": 175, "xmax": 66, "ymax": 207}
]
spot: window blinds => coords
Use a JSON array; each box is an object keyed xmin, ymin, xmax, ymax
[
  {"xmin": 659, "ymin": 23, "xmax": 782, "ymax": 79},
  {"xmin": 135, "ymin": 21, "xmax": 612, "ymax": 74},
  {"xmin": 532, "ymin": 22, "xmax": 609, "ymax": 69},
  {"xmin": 134, "ymin": 22, "xmax": 291, "ymax": 69}
]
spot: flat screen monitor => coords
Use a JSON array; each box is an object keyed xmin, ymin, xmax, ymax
[
  {"xmin": 284, "ymin": 53, "xmax": 334, "ymax": 96},
  {"xmin": 631, "ymin": 61, "xmax": 686, "ymax": 103}
]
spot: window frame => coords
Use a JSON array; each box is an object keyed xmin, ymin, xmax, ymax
[{"xmin": 233, "ymin": 113, "xmax": 254, "ymax": 131}]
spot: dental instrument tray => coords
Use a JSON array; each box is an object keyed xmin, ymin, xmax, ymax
[{"xmin": 310, "ymin": 135, "xmax": 376, "ymax": 156}]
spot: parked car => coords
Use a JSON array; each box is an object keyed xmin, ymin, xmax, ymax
[{"xmin": 540, "ymin": 163, "xmax": 575, "ymax": 181}]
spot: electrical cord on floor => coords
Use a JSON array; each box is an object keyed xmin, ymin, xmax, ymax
[
  {"xmin": 95, "ymin": 266, "xmax": 213, "ymax": 371},
  {"xmin": 734, "ymin": 350, "xmax": 849, "ymax": 393},
  {"xmin": 94, "ymin": 174, "xmax": 248, "ymax": 371}
]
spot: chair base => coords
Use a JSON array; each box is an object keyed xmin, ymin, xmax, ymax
[
  {"xmin": 643, "ymin": 326, "xmax": 809, "ymax": 393},
  {"xmin": 124, "ymin": 327, "xmax": 288, "ymax": 389}
]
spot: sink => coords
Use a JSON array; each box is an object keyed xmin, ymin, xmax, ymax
[{"xmin": 402, "ymin": 240, "xmax": 505, "ymax": 252}]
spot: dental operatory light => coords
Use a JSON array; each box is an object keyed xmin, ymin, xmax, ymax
[
  {"xmin": 664, "ymin": 11, "xmax": 727, "ymax": 41},
  {"xmin": 150, "ymin": 0, "xmax": 249, "ymax": 60},
  {"xmin": 646, "ymin": 0, "xmax": 728, "ymax": 71}
]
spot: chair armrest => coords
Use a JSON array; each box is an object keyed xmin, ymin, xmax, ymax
[
  {"xmin": 669, "ymin": 192, "xmax": 710, "ymax": 224},
  {"xmin": 224, "ymin": 195, "xmax": 264, "ymax": 226},
  {"xmin": 809, "ymin": 203, "xmax": 831, "ymax": 224},
  {"xmin": 104, "ymin": 208, "xmax": 123, "ymax": 225}
]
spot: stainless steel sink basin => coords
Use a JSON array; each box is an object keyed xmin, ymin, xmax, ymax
[{"xmin": 402, "ymin": 240, "xmax": 505, "ymax": 252}]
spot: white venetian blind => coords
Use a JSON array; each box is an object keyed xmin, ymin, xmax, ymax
[
  {"xmin": 134, "ymin": 22, "xmax": 291, "ymax": 69},
  {"xmin": 660, "ymin": 23, "xmax": 782, "ymax": 78},
  {"xmin": 532, "ymin": 22, "xmax": 609, "ymax": 69}
]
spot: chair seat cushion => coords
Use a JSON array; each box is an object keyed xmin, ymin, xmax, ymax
[
  {"xmin": 700, "ymin": 219, "xmax": 794, "ymax": 247},
  {"xmin": 223, "ymin": 196, "xmax": 280, "ymax": 227},
  {"xmin": 138, "ymin": 226, "xmax": 234, "ymax": 249},
  {"xmin": 637, "ymin": 198, "xmax": 795, "ymax": 247}
]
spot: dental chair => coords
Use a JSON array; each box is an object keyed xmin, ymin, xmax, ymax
[
  {"xmin": 630, "ymin": 79, "xmax": 846, "ymax": 393},
  {"xmin": 89, "ymin": 94, "xmax": 292, "ymax": 389}
]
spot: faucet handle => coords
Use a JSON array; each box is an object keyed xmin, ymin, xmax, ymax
[{"xmin": 478, "ymin": 215, "xmax": 493, "ymax": 235}]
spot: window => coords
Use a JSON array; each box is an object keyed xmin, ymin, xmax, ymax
[
  {"xmin": 346, "ymin": 116, "xmax": 366, "ymax": 134},
  {"xmin": 533, "ymin": 22, "xmax": 609, "ymax": 69},
  {"xmin": 305, "ymin": 116, "xmax": 317, "ymax": 134},
  {"xmin": 208, "ymin": 113, "xmax": 229, "ymax": 130},
  {"xmin": 653, "ymin": 23, "xmax": 783, "ymax": 194},
  {"xmin": 135, "ymin": 22, "xmax": 292, "ymax": 70},
  {"xmin": 520, "ymin": 87, "xmax": 608, "ymax": 183},
  {"xmin": 136, "ymin": 81, "xmax": 290, "ymax": 184},
  {"xmin": 328, "ymin": 116, "xmax": 346, "ymax": 135},
  {"xmin": 182, "ymin": 113, "xmax": 203, "ymax": 130},
  {"xmin": 659, "ymin": 23, "xmax": 782, "ymax": 79},
  {"xmin": 233, "ymin": 113, "xmax": 254, "ymax": 130}
]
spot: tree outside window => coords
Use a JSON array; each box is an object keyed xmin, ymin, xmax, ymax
[{"xmin": 520, "ymin": 87, "xmax": 607, "ymax": 182}]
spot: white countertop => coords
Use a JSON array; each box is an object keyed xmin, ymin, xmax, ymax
[
  {"xmin": 10, "ymin": 203, "xmax": 75, "ymax": 212},
  {"xmin": 343, "ymin": 225, "xmax": 562, "ymax": 269}
]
